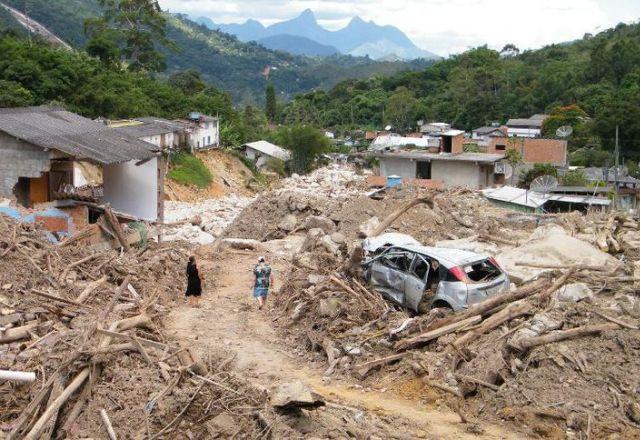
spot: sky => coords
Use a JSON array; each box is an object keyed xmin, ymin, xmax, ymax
[{"xmin": 158, "ymin": 0, "xmax": 640, "ymax": 56}]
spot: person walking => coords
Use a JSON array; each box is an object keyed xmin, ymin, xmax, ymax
[
  {"xmin": 185, "ymin": 256, "xmax": 203, "ymax": 307},
  {"xmin": 252, "ymin": 256, "xmax": 274, "ymax": 310}
]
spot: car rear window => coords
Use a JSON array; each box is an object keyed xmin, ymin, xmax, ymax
[{"xmin": 464, "ymin": 259, "xmax": 502, "ymax": 283}]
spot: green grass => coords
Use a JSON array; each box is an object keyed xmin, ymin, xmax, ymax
[{"xmin": 167, "ymin": 153, "xmax": 213, "ymax": 189}]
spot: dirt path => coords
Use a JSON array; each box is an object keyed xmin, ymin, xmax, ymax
[{"xmin": 164, "ymin": 241, "xmax": 524, "ymax": 439}]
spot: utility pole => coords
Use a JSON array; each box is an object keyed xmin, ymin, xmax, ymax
[{"xmin": 613, "ymin": 125, "xmax": 620, "ymax": 209}]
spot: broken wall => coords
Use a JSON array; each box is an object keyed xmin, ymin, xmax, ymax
[
  {"xmin": 103, "ymin": 158, "xmax": 158, "ymax": 221},
  {"xmin": 0, "ymin": 132, "xmax": 50, "ymax": 198},
  {"xmin": 379, "ymin": 157, "xmax": 416, "ymax": 178},
  {"xmin": 431, "ymin": 161, "xmax": 483, "ymax": 189}
]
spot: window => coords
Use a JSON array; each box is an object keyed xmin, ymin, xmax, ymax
[
  {"xmin": 203, "ymin": 137, "xmax": 206, "ymax": 146},
  {"xmin": 381, "ymin": 251, "xmax": 414, "ymax": 272},
  {"xmin": 207, "ymin": 136, "xmax": 211, "ymax": 145},
  {"xmin": 496, "ymin": 144, "xmax": 506, "ymax": 151},
  {"xmin": 412, "ymin": 257, "xmax": 430, "ymax": 280},
  {"xmin": 197, "ymin": 141, "xmax": 200, "ymax": 148}
]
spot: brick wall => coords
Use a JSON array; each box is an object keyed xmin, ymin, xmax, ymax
[
  {"xmin": 481, "ymin": 137, "xmax": 567, "ymax": 166},
  {"xmin": 0, "ymin": 132, "xmax": 51, "ymax": 198}
]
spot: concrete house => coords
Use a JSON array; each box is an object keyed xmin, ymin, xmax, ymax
[
  {"xmin": 506, "ymin": 114, "xmax": 548, "ymax": 138},
  {"xmin": 109, "ymin": 117, "xmax": 185, "ymax": 150},
  {"xmin": 174, "ymin": 112, "xmax": 219, "ymax": 151},
  {"xmin": 376, "ymin": 150, "xmax": 504, "ymax": 189},
  {"xmin": 418, "ymin": 122, "xmax": 465, "ymax": 153},
  {"xmin": 241, "ymin": 140, "xmax": 290, "ymax": 168},
  {"xmin": 0, "ymin": 106, "xmax": 164, "ymax": 225},
  {"xmin": 471, "ymin": 126, "xmax": 508, "ymax": 144}
]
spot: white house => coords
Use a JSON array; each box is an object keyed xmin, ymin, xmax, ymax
[
  {"xmin": 174, "ymin": 113, "xmax": 220, "ymax": 151},
  {"xmin": 506, "ymin": 114, "xmax": 548, "ymax": 138},
  {"xmin": 110, "ymin": 117, "xmax": 185, "ymax": 150},
  {"xmin": 241, "ymin": 140, "xmax": 290, "ymax": 168},
  {"xmin": 370, "ymin": 134, "xmax": 440, "ymax": 151}
]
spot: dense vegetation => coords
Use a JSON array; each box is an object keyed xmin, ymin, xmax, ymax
[
  {"xmin": 0, "ymin": 0, "xmax": 428, "ymax": 104},
  {"xmin": 282, "ymin": 22, "xmax": 640, "ymax": 165}
]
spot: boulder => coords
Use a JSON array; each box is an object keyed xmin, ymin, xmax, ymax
[
  {"xmin": 358, "ymin": 217, "xmax": 380, "ymax": 238},
  {"xmin": 555, "ymin": 283, "xmax": 594, "ymax": 303},
  {"xmin": 271, "ymin": 381, "xmax": 325, "ymax": 410},
  {"xmin": 217, "ymin": 238, "xmax": 264, "ymax": 252},
  {"xmin": 300, "ymin": 228, "xmax": 325, "ymax": 253},
  {"xmin": 319, "ymin": 298, "xmax": 341, "ymax": 317},
  {"xmin": 303, "ymin": 216, "xmax": 336, "ymax": 234},
  {"xmin": 206, "ymin": 413, "xmax": 237, "ymax": 436},
  {"xmin": 319, "ymin": 235, "xmax": 341, "ymax": 255},
  {"xmin": 308, "ymin": 274, "xmax": 326, "ymax": 285},
  {"xmin": 330, "ymin": 232, "xmax": 347, "ymax": 245},
  {"xmin": 278, "ymin": 214, "xmax": 298, "ymax": 232}
]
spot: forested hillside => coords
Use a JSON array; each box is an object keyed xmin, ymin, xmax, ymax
[
  {"xmin": 0, "ymin": 0, "xmax": 428, "ymax": 104},
  {"xmin": 283, "ymin": 22, "xmax": 640, "ymax": 163}
]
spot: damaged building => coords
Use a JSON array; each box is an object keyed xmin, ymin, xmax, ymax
[{"xmin": 0, "ymin": 106, "xmax": 164, "ymax": 241}]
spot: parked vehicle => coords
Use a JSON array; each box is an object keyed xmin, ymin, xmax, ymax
[{"xmin": 363, "ymin": 244, "xmax": 510, "ymax": 313}]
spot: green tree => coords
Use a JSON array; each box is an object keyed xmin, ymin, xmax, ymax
[
  {"xmin": 562, "ymin": 169, "xmax": 588, "ymax": 186},
  {"xmin": 85, "ymin": 0, "xmax": 174, "ymax": 72},
  {"xmin": 385, "ymin": 87, "xmax": 418, "ymax": 132},
  {"xmin": 0, "ymin": 80, "xmax": 34, "ymax": 107},
  {"xmin": 518, "ymin": 164, "xmax": 559, "ymax": 189},
  {"xmin": 505, "ymin": 148, "xmax": 523, "ymax": 185},
  {"xmin": 276, "ymin": 125, "xmax": 331, "ymax": 174},
  {"xmin": 265, "ymin": 82, "xmax": 277, "ymax": 123},
  {"xmin": 168, "ymin": 70, "xmax": 206, "ymax": 95}
]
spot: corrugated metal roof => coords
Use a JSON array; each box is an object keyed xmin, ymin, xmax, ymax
[
  {"xmin": 547, "ymin": 194, "xmax": 611, "ymax": 206},
  {"xmin": 506, "ymin": 118, "xmax": 545, "ymax": 128},
  {"xmin": 371, "ymin": 135, "xmax": 439, "ymax": 150},
  {"xmin": 243, "ymin": 140, "xmax": 291, "ymax": 161},
  {"xmin": 473, "ymin": 126, "xmax": 506, "ymax": 135},
  {"xmin": 0, "ymin": 106, "xmax": 157, "ymax": 164},
  {"xmin": 112, "ymin": 117, "xmax": 185, "ymax": 139},
  {"xmin": 482, "ymin": 186, "xmax": 547, "ymax": 209},
  {"xmin": 378, "ymin": 150, "xmax": 505, "ymax": 164}
]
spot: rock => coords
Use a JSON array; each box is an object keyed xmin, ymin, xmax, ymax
[
  {"xmin": 218, "ymin": 238, "xmax": 264, "ymax": 252},
  {"xmin": 319, "ymin": 298, "xmax": 341, "ymax": 317},
  {"xmin": 295, "ymin": 253, "xmax": 320, "ymax": 271},
  {"xmin": 279, "ymin": 214, "xmax": 298, "ymax": 232},
  {"xmin": 271, "ymin": 381, "xmax": 325, "ymax": 410},
  {"xmin": 300, "ymin": 228, "xmax": 325, "ymax": 253},
  {"xmin": 555, "ymin": 283, "xmax": 594, "ymax": 303},
  {"xmin": 308, "ymin": 274, "xmax": 325, "ymax": 285},
  {"xmin": 330, "ymin": 232, "xmax": 346, "ymax": 245},
  {"xmin": 358, "ymin": 217, "xmax": 380, "ymax": 238},
  {"xmin": 303, "ymin": 216, "xmax": 336, "ymax": 234},
  {"xmin": 319, "ymin": 235, "xmax": 341, "ymax": 255},
  {"xmin": 291, "ymin": 303, "xmax": 308, "ymax": 322},
  {"xmin": 206, "ymin": 413, "xmax": 237, "ymax": 436}
]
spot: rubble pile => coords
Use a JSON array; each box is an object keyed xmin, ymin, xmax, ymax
[
  {"xmin": 275, "ymin": 164, "xmax": 368, "ymax": 197},
  {"xmin": 0, "ymin": 216, "xmax": 275, "ymax": 438},
  {"xmin": 164, "ymin": 194, "xmax": 253, "ymax": 245},
  {"xmin": 267, "ymin": 186, "xmax": 640, "ymax": 438}
]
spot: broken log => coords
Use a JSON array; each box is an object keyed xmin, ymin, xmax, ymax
[
  {"xmin": 514, "ymin": 323, "xmax": 620, "ymax": 351},
  {"xmin": 415, "ymin": 278, "xmax": 547, "ymax": 339},
  {"xmin": 75, "ymin": 275, "xmax": 108, "ymax": 304},
  {"xmin": 0, "ymin": 369, "xmax": 36, "ymax": 382},
  {"xmin": 354, "ymin": 353, "xmax": 408, "ymax": 379},
  {"xmin": 0, "ymin": 322, "xmax": 38, "ymax": 343},
  {"xmin": 423, "ymin": 378, "xmax": 463, "ymax": 398},
  {"xmin": 23, "ymin": 368, "xmax": 91, "ymax": 440},
  {"xmin": 454, "ymin": 373, "xmax": 500, "ymax": 392},
  {"xmin": 396, "ymin": 315, "xmax": 482, "ymax": 351},
  {"xmin": 30, "ymin": 289, "xmax": 91, "ymax": 309},
  {"xmin": 104, "ymin": 204, "xmax": 130, "ymax": 252},
  {"xmin": 452, "ymin": 301, "xmax": 533, "ymax": 349},
  {"xmin": 536, "ymin": 268, "xmax": 576, "ymax": 302},
  {"xmin": 369, "ymin": 196, "xmax": 434, "ymax": 237},
  {"xmin": 594, "ymin": 311, "xmax": 639, "ymax": 330},
  {"xmin": 100, "ymin": 408, "xmax": 118, "ymax": 440}
]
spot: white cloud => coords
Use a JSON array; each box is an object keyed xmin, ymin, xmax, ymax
[{"xmin": 159, "ymin": 0, "xmax": 640, "ymax": 55}]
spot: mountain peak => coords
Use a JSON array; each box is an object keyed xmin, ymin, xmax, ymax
[
  {"xmin": 349, "ymin": 16, "xmax": 366, "ymax": 25},
  {"xmin": 297, "ymin": 9, "xmax": 317, "ymax": 22}
]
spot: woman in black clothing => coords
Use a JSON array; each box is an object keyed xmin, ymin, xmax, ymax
[{"xmin": 185, "ymin": 256, "xmax": 203, "ymax": 307}]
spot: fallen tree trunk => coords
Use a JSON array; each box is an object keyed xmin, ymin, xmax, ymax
[
  {"xmin": 513, "ymin": 323, "xmax": 620, "ymax": 351},
  {"xmin": 104, "ymin": 204, "xmax": 130, "ymax": 252},
  {"xmin": 0, "ymin": 322, "xmax": 39, "ymax": 343},
  {"xmin": 413, "ymin": 278, "xmax": 547, "ymax": 339},
  {"xmin": 452, "ymin": 301, "xmax": 534, "ymax": 349},
  {"xmin": 75, "ymin": 275, "xmax": 108, "ymax": 304},
  {"xmin": 100, "ymin": 408, "xmax": 118, "ymax": 440},
  {"xmin": 396, "ymin": 315, "xmax": 482, "ymax": 351},
  {"xmin": 369, "ymin": 196, "xmax": 434, "ymax": 237},
  {"xmin": 354, "ymin": 353, "xmax": 408, "ymax": 379},
  {"xmin": 536, "ymin": 268, "xmax": 576, "ymax": 302}
]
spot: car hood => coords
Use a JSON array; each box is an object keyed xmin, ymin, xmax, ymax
[{"xmin": 362, "ymin": 233, "xmax": 422, "ymax": 253}]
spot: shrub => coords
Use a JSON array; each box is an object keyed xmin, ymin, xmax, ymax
[
  {"xmin": 167, "ymin": 152, "xmax": 213, "ymax": 189},
  {"xmin": 562, "ymin": 169, "xmax": 588, "ymax": 186},
  {"xmin": 264, "ymin": 157, "xmax": 286, "ymax": 176},
  {"xmin": 518, "ymin": 164, "xmax": 558, "ymax": 188}
]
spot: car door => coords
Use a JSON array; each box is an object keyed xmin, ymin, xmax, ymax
[
  {"xmin": 369, "ymin": 248, "xmax": 414, "ymax": 306},
  {"xmin": 404, "ymin": 254, "xmax": 430, "ymax": 312}
]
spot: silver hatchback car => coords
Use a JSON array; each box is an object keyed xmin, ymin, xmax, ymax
[{"xmin": 363, "ymin": 244, "xmax": 510, "ymax": 313}]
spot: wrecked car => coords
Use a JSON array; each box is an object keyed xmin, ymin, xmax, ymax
[
  {"xmin": 362, "ymin": 233, "xmax": 421, "ymax": 255},
  {"xmin": 363, "ymin": 245, "xmax": 510, "ymax": 313}
]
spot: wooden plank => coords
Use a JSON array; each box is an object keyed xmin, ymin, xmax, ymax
[{"xmin": 396, "ymin": 315, "xmax": 482, "ymax": 351}]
